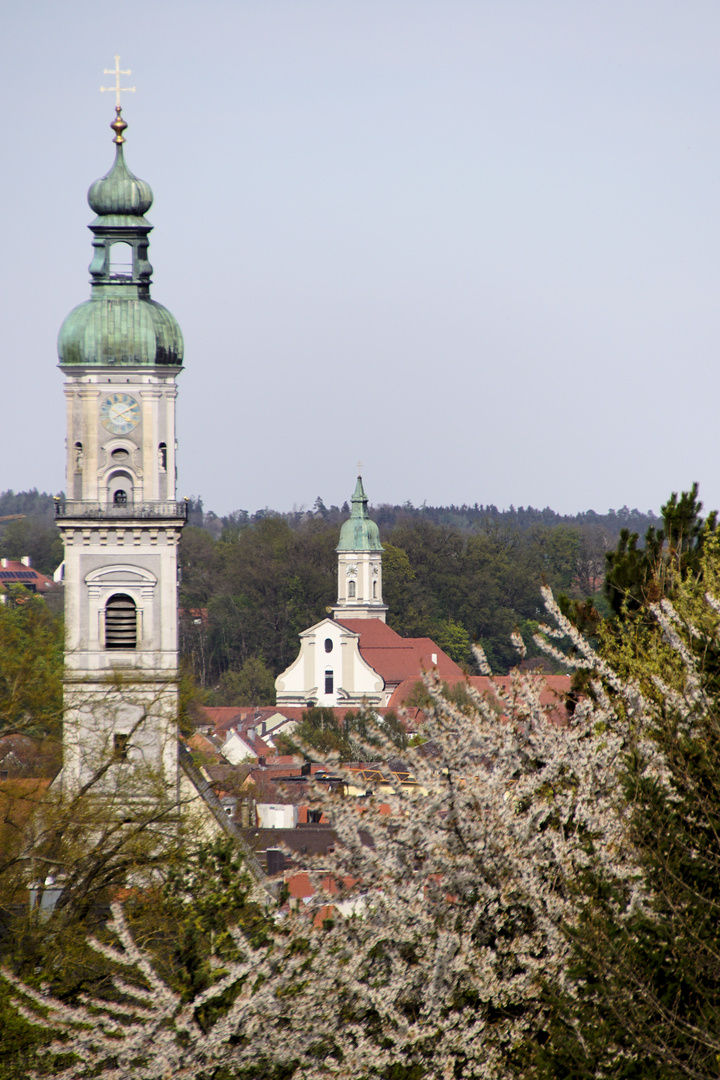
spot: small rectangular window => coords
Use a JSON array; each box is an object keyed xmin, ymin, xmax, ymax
[
  {"xmin": 325, "ymin": 670, "xmax": 334, "ymax": 694},
  {"xmin": 113, "ymin": 733, "xmax": 129, "ymax": 761}
]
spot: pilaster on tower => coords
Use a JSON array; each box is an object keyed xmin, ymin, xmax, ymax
[
  {"xmin": 332, "ymin": 475, "xmax": 388, "ymax": 622},
  {"xmin": 55, "ymin": 105, "xmax": 186, "ymax": 797}
]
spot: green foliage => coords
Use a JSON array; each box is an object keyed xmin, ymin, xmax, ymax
[
  {"xmin": 211, "ymin": 656, "xmax": 276, "ymax": 706},
  {"xmin": 0, "ymin": 519, "xmax": 63, "ymax": 578},
  {"xmin": 179, "ymin": 519, "xmax": 336, "ymax": 686},
  {"xmin": 534, "ymin": 496, "xmax": 720, "ymax": 1079},
  {"xmin": 0, "ymin": 590, "xmax": 63, "ymax": 738},
  {"xmin": 434, "ymin": 618, "xmax": 472, "ymax": 666},
  {"xmin": 275, "ymin": 706, "xmax": 406, "ymax": 760},
  {"xmin": 604, "ymin": 483, "xmax": 716, "ymax": 616},
  {"xmin": 157, "ymin": 839, "xmax": 270, "ymax": 1010}
]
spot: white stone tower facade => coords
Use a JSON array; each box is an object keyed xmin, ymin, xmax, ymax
[{"xmin": 56, "ymin": 107, "xmax": 185, "ymax": 797}]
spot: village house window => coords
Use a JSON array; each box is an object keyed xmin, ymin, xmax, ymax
[
  {"xmin": 325, "ymin": 669, "xmax": 334, "ymax": 694},
  {"xmin": 347, "ymin": 580, "xmax": 356, "ymax": 598},
  {"xmin": 307, "ymin": 809, "xmax": 323, "ymax": 824},
  {"xmin": 105, "ymin": 594, "xmax": 137, "ymax": 649}
]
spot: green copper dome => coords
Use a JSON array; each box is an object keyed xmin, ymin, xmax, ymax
[
  {"xmin": 337, "ymin": 476, "xmax": 383, "ymax": 552},
  {"xmin": 58, "ymin": 108, "xmax": 183, "ymax": 369},
  {"xmin": 88, "ymin": 143, "xmax": 153, "ymax": 218},
  {"xmin": 58, "ymin": 297, "xmax": 183, "ymax": 366}
]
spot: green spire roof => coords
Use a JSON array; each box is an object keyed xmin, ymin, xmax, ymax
[
  {"xmin": 336, "ymin": 476, "xmax": 383, "ymax": 552},
  {"xmin": 57, "ymin": 109, "xmax": 183, "ymax": 369}
]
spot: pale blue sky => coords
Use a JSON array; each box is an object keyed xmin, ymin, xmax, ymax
[{"xmin": 2, "ymin": 1, "xmax": 720, "ymax": 516}]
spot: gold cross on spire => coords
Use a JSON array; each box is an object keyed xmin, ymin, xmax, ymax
[{"xmin": 100, "ymin": 56, "xmax": 136, "ymax": 108}]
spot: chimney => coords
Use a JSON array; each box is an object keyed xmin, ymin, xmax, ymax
[
  {"xmin": 0, "ymin": 559, "xmax": 7, "ymax": 568},
  {"xmin": 431, "ymin": 653, "xmax": 438, "ymax": 665},
  {"xmin": 21, "ymin": 556, "xmax": 32, "ymax": 568}
]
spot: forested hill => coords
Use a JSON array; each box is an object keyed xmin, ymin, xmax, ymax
[{"xmin": 188, "ymin": 496, "xmax": 661, "ymax": 539}]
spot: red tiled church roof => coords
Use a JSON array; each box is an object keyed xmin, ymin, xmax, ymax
[{"xmin": 336, "ymin": 619, "xmax": 463, "ymax": 684}]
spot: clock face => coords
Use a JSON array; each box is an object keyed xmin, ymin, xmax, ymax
[{"xmin": 100, "ymin": 393, "xmax": 140, "ymax": 435}]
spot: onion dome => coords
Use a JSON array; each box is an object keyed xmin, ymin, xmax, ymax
[
  {"xmin": 88, "ymin": 146, "xmax": 153, "ymax": 218},
  {"xmin": 58, "ymin": 299, "xmax": 183, "ymax": 367},
  {"xmin": 58, "ymin": 107, "xmax": 183, "ymax": 369},
  {"xmin": 337, "ymin": 476, "xmax": 383, "ymax": 552}
]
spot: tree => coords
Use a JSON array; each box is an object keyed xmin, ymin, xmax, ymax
[
  {"xmin": 434, "ymin": 617, "xmax": 472, "ymax": 666},
  {"xmin": 535, "ymin": 536, "xmax": 720, "ymax": 1079},
  {"xmin": 211, "ymin": 656, "xmax": 276, "ymax": 706},
  {"xmin": 0, "ymin": 590, "xmax": 63, "ymax": 739},
  {"xmin": 0, "ymin": 519, "xmax": 63, "ymax": 578},
  {"xmin": 604, "ymin": 483, "xmax": 716, "ymax": 616}
]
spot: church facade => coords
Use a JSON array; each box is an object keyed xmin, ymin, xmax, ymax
[
  {"xmin": 55, "ymin": 105, "xmax": 185, "ymax": 797},
  {"xmin": 275, "ymin": 477, "xmax": 463, "ymax": 708}
]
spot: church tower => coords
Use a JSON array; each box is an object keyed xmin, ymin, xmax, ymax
[
  {"xmin": 331, "ymin": 475, "xmax": 387, "ymax": 622},
  {"xmin": 55, "ymin": 105, "xmax": 185, "ymax": 796}
]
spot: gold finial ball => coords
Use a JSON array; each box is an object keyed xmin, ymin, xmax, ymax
[{"xmin": 111, "ymin": 105, "xmax": 127, "ymax": 144}]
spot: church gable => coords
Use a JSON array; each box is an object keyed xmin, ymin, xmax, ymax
[{"xmin": 275, "ymin": 618, "xmax": 384, "ymax": 708}]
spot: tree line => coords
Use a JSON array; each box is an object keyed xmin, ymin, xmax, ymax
[
  {"xmin": 179, "ymin": 509, "xmax": 643, "ymax": 691},
  {"xmin": 0, "ymin": 488, "xmax": 662, "ymax": 694}
]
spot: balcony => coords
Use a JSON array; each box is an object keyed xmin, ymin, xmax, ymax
[{"xmin": 54, "ymin": 500, "xmax": 188, "ymax": 522}]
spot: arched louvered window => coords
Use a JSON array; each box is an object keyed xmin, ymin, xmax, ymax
[
  {"xmin": 348, "ymin": 580, "xmax": 356, "ymax": 598},
  {"xmin": 105, "ymin": 594, "xmax": 137, "ymax": 650}
]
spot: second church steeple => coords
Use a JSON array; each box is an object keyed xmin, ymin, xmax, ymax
[{"xmin": 332, "ymin": 475, "xmax": 388, "ymax": 622}]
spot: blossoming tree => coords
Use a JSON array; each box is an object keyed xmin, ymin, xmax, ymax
[{"xmin": 4, "ymin": 585, "xmax": 716, "ymax": 1079}]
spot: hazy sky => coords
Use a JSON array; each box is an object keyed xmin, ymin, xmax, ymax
[{"xmin": 3, "ymin": 1, "xmax": 720, "ymax": 517}]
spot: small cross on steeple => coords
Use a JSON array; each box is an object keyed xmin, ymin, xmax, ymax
[
  {"xmin": 357, "ymin": 460, "xmax": 363, "ymax": 476},
  {"xmin": 100, "ymin": 56, "xmax": 136, "ymax": 108}
]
